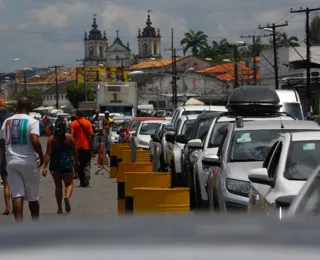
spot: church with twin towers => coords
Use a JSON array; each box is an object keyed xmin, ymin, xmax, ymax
[{"xmin": 83, "ymin": 11, "xmax": 162, "ymax": 67}]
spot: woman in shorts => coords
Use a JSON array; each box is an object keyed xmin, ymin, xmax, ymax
[{"xmin": 42, "ymin": 118, "xmax": 78, "ymax": 214}]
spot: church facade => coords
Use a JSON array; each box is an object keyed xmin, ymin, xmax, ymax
[{"xmin": 82, "ymin": 13, "xmax": 162, "ymax": 66}]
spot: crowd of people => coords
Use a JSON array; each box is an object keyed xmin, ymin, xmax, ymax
[{"xmin": 0, "ymin": 97, "xmax": 121, "ymax": 222}]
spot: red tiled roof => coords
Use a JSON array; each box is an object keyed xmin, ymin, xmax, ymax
[
  {"xmin": 26, "ymin": 67, "xmax": 76, "ymax": 84},
  {"xmin": 197, "ymin": 62, "xmax": 251, "ymax": 74}
]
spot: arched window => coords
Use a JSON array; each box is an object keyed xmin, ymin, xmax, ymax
[
  {"xmin": 88, "ymin": 46, "xmax": 94, "ymax": 59},
  {"xmin": 100, "ymin": 46, "xmax": 104, "ymax": 59},
  {"xmin": 143, "ymin": 43, "xmax": 148, "ymax": 57},
  {"xmin": 153, "ymin": 43, "xmax": 157, "ymax": 55}
]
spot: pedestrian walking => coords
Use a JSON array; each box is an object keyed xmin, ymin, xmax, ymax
[
  {"xmin": 42, "ymin": 118, "xmax": 78, "ymax": 214},
  {"xmin": 70, "ymin": 109, "xmax": 95, "ymax": 187},
  {"xmin": 103, "ymin": 111, "xmax": 124, "ymax": 156},
  {"xmin": 43, "ymin": 114, "xmax": 51, "ymax": 137},
  {"xmin": 0, "ymin": 97, "xmax": 44, "ymax": 222}
]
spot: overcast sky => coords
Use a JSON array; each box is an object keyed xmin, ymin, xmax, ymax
[{"xmin": 0, "ymin": 0, "xmax": 319, "ymax": 72}]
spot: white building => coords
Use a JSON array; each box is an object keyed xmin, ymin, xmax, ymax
[
  {"xmin": 105, "ymin": 31, "xmax": 131, "ymax": 67},
  {"xmin": 83, "ymin": 16, "xmax": 108, "ymax": 66},
  {"xmin": 260, "ymin": 45, "xmax": 320, "ymax": 87},
  {"xmin": 133, "ymin": 72, "xmax": 229, "ymax": 108},
  {"xmin": 137, "ymin": 13, "xmax": 161, "ymax": 61},
  {"xmin": 42, "ymin": 84, "xmax": 72, "ymax": 110}
]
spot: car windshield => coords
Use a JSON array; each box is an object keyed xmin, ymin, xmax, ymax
[
  {"xmin": 284, "ymin": 140, "xmax": 320, "ymax": 181},
  {"xmin": 293, "ymin": 172, "xmax": 320, "ymax": 216},
  {"xmin": 181, "ymin": 111, "xmax": 204, "ymax": 116},
  {"xmin": 229, "ymin": 129, "xmax": 317, "ymax": 162},
  {"xmin": 281, "ymin": 103, "xmax": 303, "ymax": 120},
  {"xmin": 129, "ymin": 121, "xmax": 141, "ymax": 131},
  {"xmin": 181, "ymin": 120, "xmax": 195, "ymax": 138},
  {"xmin": 196, "ymin": 118, "xmax": 214, "ymax": 140},
  {"xmin": 139, "ymin": 122, "xmax": 161, "ymax": 135},
  {"xmin": 208, "ymin": 121, "xmax": 230, "ymax": 148}
]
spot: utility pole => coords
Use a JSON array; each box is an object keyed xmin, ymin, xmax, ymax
[
  {"xmin": 233, "ymin": 46, "xmax": 239, "ymax": 88},
  {"xmin": 259, "ymin": 22, "xmax": 288, "ymax": 89},
  {"xmin": 49, "ymin": 65, "xmax": 64, "ymax": 108},
  {"xmin": 23, "ymin": 72, "xmax": 27, "ymax": 95},
  {"xmin": 291, "ymin": 7, "xmax": 320, "ymax": 117},
  {"xmin": 76, "ymin": 59, "xmax": 87, "ymax": 101},
  {"xmin": 241, "ymin": 34, "xmax": 272, "ymax": 85}
]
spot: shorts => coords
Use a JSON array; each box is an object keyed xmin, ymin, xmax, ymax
[
  {"xmin": 51, "ymin": 171, "xmax": 72, "ymax": 176},
  {"xmin": 7, "ymin": 160, "xmax": 40, "ymax": 201}
]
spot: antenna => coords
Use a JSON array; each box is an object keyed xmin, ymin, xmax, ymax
[{"xmin": 279, "ymin": 114, "xmax": 284, "ymax": 129}]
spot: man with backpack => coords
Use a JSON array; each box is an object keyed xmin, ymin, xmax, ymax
[{"xmin": 70, "ymin": 109, "xmax": 95, "ymax": 187}]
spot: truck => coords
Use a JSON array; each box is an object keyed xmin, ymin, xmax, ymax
[{"xmin": 78, "ymin": 82, "xmax": 138, "ymax": 120}]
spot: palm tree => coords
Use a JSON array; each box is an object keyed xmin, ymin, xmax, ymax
[
  {"xmin": 180, "ymin": 29, "xmax": 208, "ymax": 56},
  {"xmin": 212, "ymin": 38, "xmax": 233, "ymax": 56},
  {"xmin": 277, "ymin": 32, "xmax": 300, "ymax": 47},
  {"xmin": 310, "ymin": 15, "xmax": 320, "ymax": 45}
]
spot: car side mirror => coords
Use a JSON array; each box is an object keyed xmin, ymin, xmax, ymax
[
  {"xmin": 202, "ymin": 154, "xmax": 220, "ymax": 167},
  {"xmin": 175, "ymin": 134, "xmax": 188, "ymax": 144},
  {"xmin": 248, "ymin": 174, "xmax": 275, "ymax": 188},
  {"xmin": 249, "ymin": 168, "xmax": 268, "ymax": 178},
  {"xmin": 275, "ymin": 196, "xmax": 295, "ymax": 208},
  {"xmin": 165, "ymin": 133, "xmax": 175, "ymax": 143},
  {"xmin": 187, "ymin": 139, "xmax": 202, "ymax": 149}
]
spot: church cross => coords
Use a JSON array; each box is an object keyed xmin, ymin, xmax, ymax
[{"xmin": 116, "ymin": 30, "xmax": 119, "ymax": 37}]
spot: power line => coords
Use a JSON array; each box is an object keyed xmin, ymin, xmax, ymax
[
  {"xmin": 48, "ymin": 65, "xmax": 64, "ymax": 108},
  {"xmin": 259, "ymin": 22, "xmax": 288, "ymax": 89}
]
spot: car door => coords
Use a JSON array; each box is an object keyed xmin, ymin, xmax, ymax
[{"xmin": 168, "ymin": 119, "xmax": 182, "ymax": 163}]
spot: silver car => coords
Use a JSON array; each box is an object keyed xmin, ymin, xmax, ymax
[{"xmin": 208, "ymin": 119, "xmax": 320, "ymax": 213}]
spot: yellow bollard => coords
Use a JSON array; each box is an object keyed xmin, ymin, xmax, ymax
[
  {"xmin": 124, "ymin": 172, "xmax": 171, "ymax": 213},
  {"xmin": 118, "ymin": 199, "xmax": 125, "ymax": 215},
  {"xmin": 117, "ymin": 162, "xmax": 153, "ymax": 215},
  {"xmin": 110, "ymin": 144, "xmax": 129, "ymax": 179},
  {"xmin": 122, "ymin": 150, "xmax": 150, "ymax": 163},
  {"xmin": 133, "ymin": 187, "xmax": 190, "ymax": 214}
]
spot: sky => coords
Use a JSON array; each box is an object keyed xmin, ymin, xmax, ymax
[{"xmin": 0, "ymin": 0, "xmax": 319, "ymax": 72}]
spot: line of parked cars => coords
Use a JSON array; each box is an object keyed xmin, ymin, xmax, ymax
[{"xmin": 145, "ymin": 86, "xmax": 320, "ymax": 218}]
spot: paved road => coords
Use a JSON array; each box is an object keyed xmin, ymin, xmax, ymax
[{"xmin": 0, "ymin": 137, "xmax": 117, "ymax": 225}]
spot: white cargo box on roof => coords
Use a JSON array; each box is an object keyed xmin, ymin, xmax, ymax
[{"xmin": 276, "ymin": 89, "xmax": 303, "ymax": 120}]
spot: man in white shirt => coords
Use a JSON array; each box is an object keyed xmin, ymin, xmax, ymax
[{"xmin": 0, "ymin": 97, "xmax": 44, "ymax": 222}]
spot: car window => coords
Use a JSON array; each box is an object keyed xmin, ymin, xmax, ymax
[
  {"xmin": 208, "ymin": 122, "xmax": 230, "ymax": 148},
  {"xmin": 139, "ymin": 122, "xmax": 161, "ymax": 135},
  {"xmin": 282, "ymin": 103, "xmax": 303, "ymax": 120},
  {"xmin": 171, "ymin": 110, "xmax": 180, "ymax": 124},
  {"xmin": 229, "ymin": 130, "xmax": 299, "ymax": 162},
  {"xmin": 180, "ymin": 120, "xmax": 195, "ymax": 138},
  {"xmin": 284, "ymin": 140, "xmax": 320, "ymax": 181},
  {"xmin": 181, "ymin": 110, "xmax": 203, "ymax": 116},
  {"xmin": 129, "ymin": 121, "xmax": 141, "ymax": 131},
  {"xmin": 267, "ymin": 142, "xmax": 282, "ymax": 179},
  {"xmin": 175, "ymin": 119, "xmax": 182, "ymax": 134},
  {"xmin": 196, "ymin": 118, "xmax": 214, "ymax": 141}
]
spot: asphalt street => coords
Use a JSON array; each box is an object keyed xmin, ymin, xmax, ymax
[{"xmin": 0, "ymin": 137, "xmax": 117, "ymax": 225}]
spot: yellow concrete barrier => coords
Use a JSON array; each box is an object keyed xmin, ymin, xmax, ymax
[
  {"xmin": 122, "ymin": 150, "xmax": 151, "ymax": 163},
  {"xmin": 110, "ymin": 144, "xmax": 129, "ymax": 179},
  {"xmin": 124, "ymin": 172, "xmax": 171, "ymax": 212},
  {"xmin": 110, "ymin": 143, "xmax": 128, "ymax": 157},
  {"xmin": 117, "ymin": 162, "xmax": 153, "ymax": 183},
  {"xmin": 133, "ymin": 187, "xmax": 190, "ymax": 214},
  {"xmin": 117, "ymin": 162, "xmax": 153, "ymax": 215}
]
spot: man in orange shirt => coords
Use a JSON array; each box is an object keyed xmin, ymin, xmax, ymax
[{"xmin": 70, "ymin": 109, "xmax": 95, "ymax": 187}]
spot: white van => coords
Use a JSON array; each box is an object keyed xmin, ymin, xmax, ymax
[{"xmin": 276, "ymin": 90, "xmax": 304, "ymax": 120}]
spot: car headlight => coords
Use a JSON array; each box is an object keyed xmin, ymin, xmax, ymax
[
  {"xmin": 225, "ymin": 178, "xmax": 251, "ymax": 197},
  {"xmin": 138, "ymin": 140, "xmax": 149, "ymax": 146}
]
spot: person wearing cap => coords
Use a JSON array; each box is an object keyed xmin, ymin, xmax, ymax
[{"xmin": 103, "ymin": 111, "xmax": 123, "ymax": 155}]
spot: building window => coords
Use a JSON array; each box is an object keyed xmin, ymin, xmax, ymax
[
  {"xmin": 60, "ymin": 95, "xmax": 63, "ymax": 100},
  {"xmin": 154, "ymin": 43, "xmax": 157, "ymax": 55},
  {"xmin": 43, "ymin": 96, "xmax": 46, "ymax": 100},
  {"xmin": 50, "ymin": 96, "xmax": 53, "ymax": 100}
]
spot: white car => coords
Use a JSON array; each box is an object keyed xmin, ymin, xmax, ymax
[
  {"xmin": 165, "ymin": 115, "xmax": 198, "ymax": 186},
  {"xmin": 248, "ymin": 131, "xmax": 320, "ymax": 215},
  {"xmin": 134, "ymin": 120, "xmax": 166, "ymax": 149}
]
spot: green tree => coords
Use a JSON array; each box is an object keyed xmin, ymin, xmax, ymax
[
  {"xmin": 276, "ymin": 32, "xmax": 300, "ymax": 47},
  {"xmin": 66, "ymin": 83, "xmax": 95, "ymax": 108},
  {"xmin": 310, "ymin": 15, "xmax": 320, "ymax": 45},
  {"xmin": 9, "ymin": 88, "xmax": 42, "ymax": 108},
  {"xmin": 180, "ymin": 29, "xmax": 208, "ymax": 56}
]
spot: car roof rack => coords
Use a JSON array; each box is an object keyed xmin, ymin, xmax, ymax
[{"xmin": 226, "ymin": 86, "xmax": 281, "ymax": 114}]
